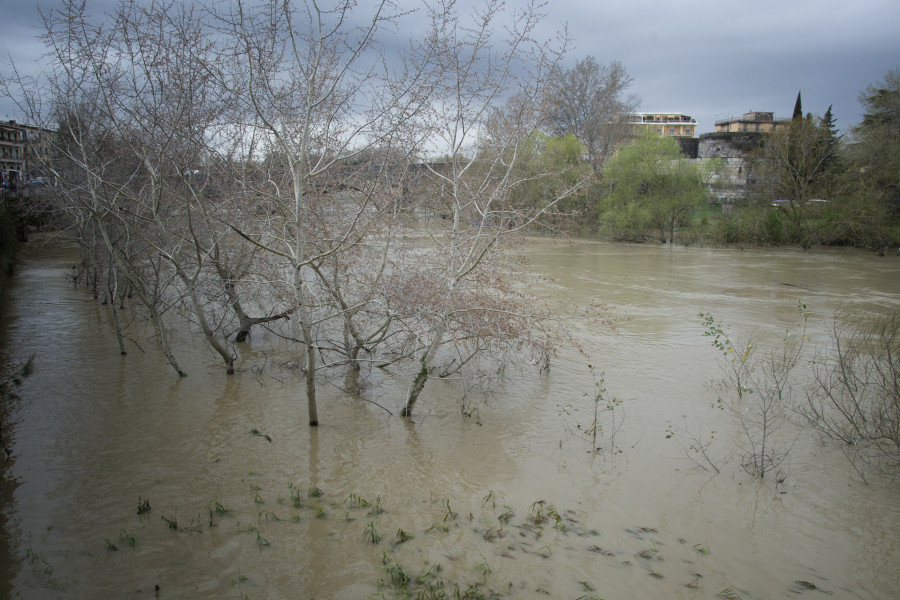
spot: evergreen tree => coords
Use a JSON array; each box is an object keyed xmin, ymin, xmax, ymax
[
  {"xmin": 818, "ymin": 106, "xmax": 841, "ymax": 168},
  {"xmin": 816, "ymin": 105, "xmax": 843, "ymax": 200},
  {"xmin": 793, "ymin": 91, "xmax": 803, "ymax": 120}
]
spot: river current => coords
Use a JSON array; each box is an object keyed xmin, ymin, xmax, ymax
[{"xmin": 1, "ymin": 236, "xmax": 899, "ymax": 599}]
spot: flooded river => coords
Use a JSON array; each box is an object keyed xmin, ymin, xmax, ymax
[{"xmin": 2, "ymin": 237, "xmax": 899, "ymax": 599}]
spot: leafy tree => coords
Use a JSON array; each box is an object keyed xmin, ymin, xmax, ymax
[
  {"xmin": 850, "ymin": 68, "xmax": 900, "ymax": 217},
  {"xmin": 543, "ymin": 57, "xmax": 638, "ymax": 170},
  {"xmin": 751, "ymin": 110, "xmax": 840, "ymax": 245},
  {"xmin": 859, "ymin": 69, "xmax": 900, "ymax": 130},
  {"xmin": 508, "ymin": 131, "xmax": 592, "ymax": 221},
  {"xmin": 600, "ymin": 131, "xmax": 714, "ymax": 244}
]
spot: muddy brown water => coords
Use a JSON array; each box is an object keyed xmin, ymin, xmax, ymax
[{"xmin": 1, "ymin": 237, "xmax": 899, "ymax": 599}]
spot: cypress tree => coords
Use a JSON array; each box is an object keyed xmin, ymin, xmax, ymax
[
  {"xmin": 793, "ymin": 91, "xmax": 803, "ymax": 120},
  {"xmin": 817, "ymin": 105, "xmax": 842, "ymax": 198}
]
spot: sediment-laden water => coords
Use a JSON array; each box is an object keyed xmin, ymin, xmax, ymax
[{"xmin": 2, "ymin": 237, "xmax": 899, "ymax": 599}]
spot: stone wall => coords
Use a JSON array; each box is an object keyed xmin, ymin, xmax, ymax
[
  {"xmin": 698, "ymin": 131, "xmax": 765, "ymax": 159},
  {"xmin": 698, "ymin": 132, "xmax": 766, "ymax": 202}
]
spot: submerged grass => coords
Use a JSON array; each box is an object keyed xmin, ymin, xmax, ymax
[
  {"xmin": 79, "ymin": 476, "xmax": 768, "ymax": 599},
  {"xmin": 136, "ymin": 496, "xmax": 151, "ymax": 515},
  {"xmin": 361, "ymin": 521, "xmax": 382, "ymax": 544}
]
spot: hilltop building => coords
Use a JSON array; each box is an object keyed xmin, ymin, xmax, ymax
[
  {"xmin": 0, "ymin": 121, "xmax": 27, "ymax": 185},
  {"xmin": 623, "ymin": 112, "xmax": 697, "ymax": 138},
  {"xmin": 714, "ymin": 111, "xmax": 791, "ymax": 133},
  {"xmin": 0, "ymin": 120, "xmax": 53, "ymax": 189}
]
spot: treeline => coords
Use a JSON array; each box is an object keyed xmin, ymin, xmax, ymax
[
  {"xmin": 528, "ymin": 72, "xmax": 900, "ymax": 249},
  {"xmin": 706, "ymin": 84, "xmax": 900, "ymax": 250}
]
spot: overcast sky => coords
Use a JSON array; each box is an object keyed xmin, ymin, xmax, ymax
[{"xmin": 3, "ymin": 0, "xmax": 898, "ymax": 135}]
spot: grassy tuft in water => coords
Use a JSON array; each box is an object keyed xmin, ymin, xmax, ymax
[
  {"xmin": 208, "ymin": 498, "xmax": 231, "ymax": 525},
  {"xmin": 361, "ymin": 521, "xmax": 382, "ymax": 544},
  {"xmin": 288, "ymin": 483, "xmax": 303, "ymax": 508},
  {"xmin": 137, "ymin": 496, "xmax": 151, "ymax": 515},
  {"xmin": 367, "ymin": 496, "xmax": 384, "ymax": 517},
  {"xmin": 118, "ymin": 529, "xmax": 136, "ymax": 547},
  {"xmin": 346, "ymin": 493, "xmax": 370, "ymax": 509},
  {"xmin": 395, "ymin": 528, "xmax": 414, "ymax": 544}
]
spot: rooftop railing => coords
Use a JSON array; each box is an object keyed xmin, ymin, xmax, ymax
[{"xmin": 715, "ymin": 114, "xmax": 791, "ymax": 125}]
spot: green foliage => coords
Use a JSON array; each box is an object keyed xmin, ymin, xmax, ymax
[
  {"xmin": 850, "ymin": 68, "xmax": 900, "ymax": 218},
  {"xmin": 749, "ymin": 97, "xmax": 888, "ymax": 247},
  {"xmin": 793, "ymin": 90, "xmax": 803, "ymax": 120},
  {"xmin": 700, "ymin": 312, "xmax": 734, "ymax": 356},
  {"xmin": 510, "ymin": 131, "xmax": 592, "ymax": 218},
  {"xmin": 683, "ymin": 74, "xmax": 900, "ymax": 249},
  {"xmin": 361, "ymin": 521, "xmax": 382, "ymax": 544},
  {"xmin": 395, "ymin": 528, "xmax": 414, "ymax": 544},
  {"xmin": 208, "ymin": 498, "xmax": 230, "ymax": 522},
  {"xmin": 600, "ymin": 131, "xmax": 713, "ymax": 243}
]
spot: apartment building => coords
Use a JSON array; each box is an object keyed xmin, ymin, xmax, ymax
[
  {"xmin": 623, "ymin": 112, "xmax": 697, "ymax": 137},
  {"xmin": 0, "ymin": 120, "xmax": 27, "ymax": 185},
  {"xmin": 714, "ymin": 111, "xmax": 791, "ymax": 133},
  {"xmin": 0, "ymin": 120, "xmax": 52, "ymax": 187}
]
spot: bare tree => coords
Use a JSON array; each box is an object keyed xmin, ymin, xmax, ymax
[
  {"xmin": 701, "ymin": 310, "xmax": 806, "ymax": 479},
  {"xmin": 32, "ymin": 0, "xmax": 257, "ymax": 376},
  {"xmin": 216, "ymin": 0, "xmax": 433, "ymax": 425},
  {"xmin": 543, "ymin": 56, "xmax": 638, "ymax": 170},
  {"xmin": 807, "ymin": 312, "xmax": 900, "ymax": 483},
  {"xmin": 9, "ymin": 0, "xmax": 592, "ymax": 428},
  {"xmin": 396, "ymin": 0, "xmax": 580, "ymax": 416}
]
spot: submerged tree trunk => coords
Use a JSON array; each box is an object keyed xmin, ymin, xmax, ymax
[
  {"xmin": 402, "ymin": 357, "xmax": 431, "ymax": 417},
  {"xmin": 403, "ymin": 324, "xmax": 446, "ymax": 417},
  {"xmin": 178, "ymin": 268, "xmax": 235, "ymax": 375},
  {"xmin": 105, "ymin": 257, "xmax": 127, "ymax": 356},
  {"xmin": 301, "ymin": 317, "xmax": 318, "ymax": 426},
  {"xmin": 294, "ymin": 266, "xmax": 319, "ymax": 426},
  {"xmin": 219, "ymin": 265, "xmax": 292, "ymax": 343},
  {"xmin": 148, "ymin": 304, "xmax": 186, "ymax": 377},
  {"xmin": 344, "ymin": 345, "xmax": 362, "ymax": 396}
]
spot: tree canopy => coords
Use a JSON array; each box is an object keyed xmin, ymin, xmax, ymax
[
  {"xmin": 542, "ymin": 57, "xmax": 638, "ymax": 171},
  {"xmin": 600, "ymin": 131, "xmax": 715, "ymax": 243},
  {"xmin": 852, "ymin": 68, "xmax": 900, "ymax": 215}
]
